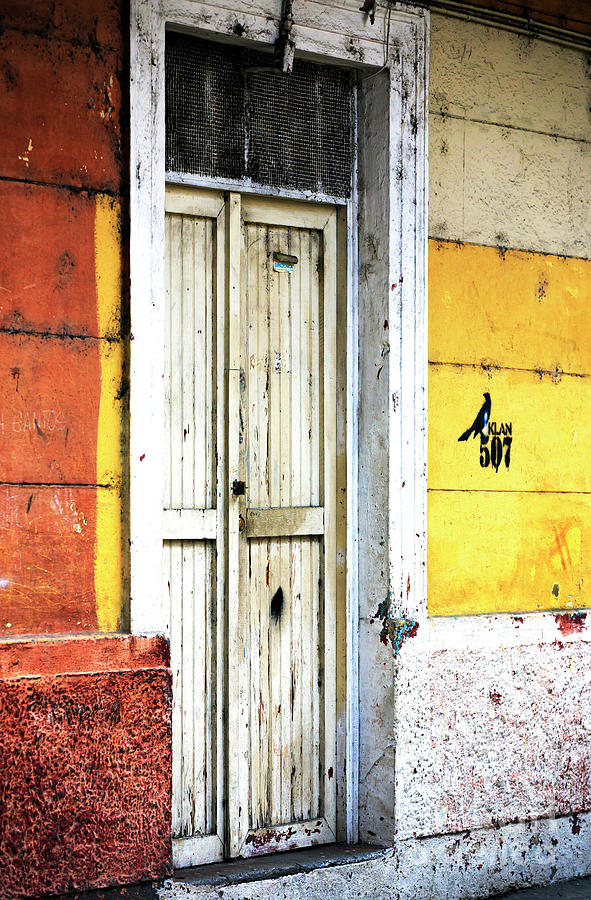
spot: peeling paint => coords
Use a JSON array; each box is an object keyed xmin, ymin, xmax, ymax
[{"xmin": 375, "ymin": 599, "xmax": 419, "ymax": 656}]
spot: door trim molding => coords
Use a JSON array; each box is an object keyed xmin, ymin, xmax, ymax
[{"xmin": 130, "ymin": 0, "xmax": 429, "ymax": 851}]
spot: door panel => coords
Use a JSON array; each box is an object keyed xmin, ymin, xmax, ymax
[
  {"xmin": 228, "ymin": 195, "xmax": 338, "ymax": 857},
  {"xmin": 164, "ymin": 187, "xmax": 340, "ymax": 863},
  {"xmin": 164, "ymin": 193, "xmax": 225, "ymax": 867}
]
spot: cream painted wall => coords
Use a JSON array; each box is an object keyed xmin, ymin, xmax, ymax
[{"xmin": 429, "ymin": 14, "xmax": 591, "ymax": 258}]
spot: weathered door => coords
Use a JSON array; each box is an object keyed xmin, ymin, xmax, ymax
[{"xmin": 164, "ymin": 187, "xmax": 339, "ymax": 864}]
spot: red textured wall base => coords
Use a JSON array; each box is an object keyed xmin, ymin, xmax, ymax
[{"xmin": 0, "ymin": 636, "xmax": 172, "ymax": 898}]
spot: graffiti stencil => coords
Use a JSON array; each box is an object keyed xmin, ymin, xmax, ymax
[{"xmin": 458, "ymin": 393, "xmax": 513, "ymax": 472}]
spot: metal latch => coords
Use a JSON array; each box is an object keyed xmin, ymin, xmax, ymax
[{"xmin": 232, "ymin": 480, "xmax": 246, "ymax": 496}]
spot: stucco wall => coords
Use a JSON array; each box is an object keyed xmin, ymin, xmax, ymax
[
  {"xmin": 0, "ymin": 0, "xmax": 126, "ymax": 635},
  {"xmin": 0, "ymin": 3, "xmax": 173, "ymax": 896},
  {"xmin": 390, "ymin": 13, "xmax": 591, "ymax": 897}
]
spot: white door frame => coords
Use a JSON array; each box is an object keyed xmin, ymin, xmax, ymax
[{"xmin": 130, "ymin": 0, "xmax": 428, "ymax": 847}]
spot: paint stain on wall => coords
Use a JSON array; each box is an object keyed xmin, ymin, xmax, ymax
[
  {"xmin": 555, "ymin": 611, "xmax": 587, "ymax": 635},
  {"xmin": 375, "ymin": 599, "xmax": 419, "ymax": 656}
]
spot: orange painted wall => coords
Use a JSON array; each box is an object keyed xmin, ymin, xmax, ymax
[{"xmin": 0, "ymin": 0, "xmax": 126, "ymax": 635}]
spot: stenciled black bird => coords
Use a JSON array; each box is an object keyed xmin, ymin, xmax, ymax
[{"xmin": 458, "ymin": 392, "xmax": 491, "ymax": 441}]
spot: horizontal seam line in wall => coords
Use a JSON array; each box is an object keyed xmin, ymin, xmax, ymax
[
  {"xmin": 427, "ymin": 236, "xmax": 591, "ymax": 263},
  {"xmin": 428, "ymin": 488, "xmax": 591, "ymax": 495},
  {"xmin": 429, "ymin": 3, "xmax": 591, "ymax": 49},
  {"xmin": 0, "ymin": 329, "xmax": 120, "ymax": 343},
  {"xmin": 0, "ymin": 482, "xmax": 115, "ymax": 488},
  {"xmin": 0, "ymin": 665, "xmax": 170, "ymax": 680},
  {"xmin": 429, "ymin": 110, "xmax": 591, "ymax": 146},
  {"xmin": 428, "ymin": 360, "xmax": 590, "ymax": 379},
  {"xmin": 409, "ymin": 808, "xmax": 591, "ymax": 843},
  {"xmin": 0, "ymin": 174, "xmax": 119, "ymax": 198},
  {"xmin": 431, "ymin": 0, "xmax": 591, "ymax": 30},
  {"xmin": 0, "ymin": 24, "xmax": 122, "ymax": 55}
]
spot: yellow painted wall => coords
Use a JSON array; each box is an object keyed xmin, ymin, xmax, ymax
[
  {"xmin": 95, "ymin": 196, "xmax": 123, "ymax": 632},
  {"xmin": 428, "ymin": 16, "xmax": 591, "ymax": 615},
  {"xmin": 429, "ymin": 241, "xmax": 591, "ymax": 615}
]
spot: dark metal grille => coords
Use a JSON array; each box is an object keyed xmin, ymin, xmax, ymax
[{"xmin": 166, "ymin": 32, "xmax": 353, "ymax": 198}]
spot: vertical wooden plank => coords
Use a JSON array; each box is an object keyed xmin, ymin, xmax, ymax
[
  {"xmin": 322, "ymin": 211, "xmax": 338, "ymax": 833},
  {"xmin": 256, "ymin": 224, "xmax": 271, "ymax": 829},
  {"xmin": 191, "ymin": 218, "xmax": 208, "ymax": 837},
  {"xmin": 169, "ymin": 540, "xmax": 184, "ymax": 834},
  {"xmin": 204, "ymin": 218, "xmax": 215, "ymax": 511},
  {"xmin": 182, "ymin": 219, "xmax": 196, "ymax": 507},
  {"xmin": 167, "ymin": 211, "xmax": 186, "ymax": 837},
  {"xmin": 299, "ymin": 230, "xmax": 313, "ymax": 821},
  {"xmin": 181, "ymin": 540, "xmax": 196, "ymax": 833},
  {"xmin": 184, "ymin": 220, "xmax": 199, "ymax": 834},
  {"xmin": 192, "ymin": 550, "xmax": 208, "ymax": 834},
  {"xmin": 226, "ymin": 192, "xmax": 248, "ymax": 858},
  {"xmin": 335, "ymin": 205, "xmax": 349, "ymax": 840},
  {"xmin": 310, "ymin": 229, "xmax": 322, "ymax": 814},
  {"xmin": 203, "ymin": 541, "xmax": 215, "ymax": 832},
  {"xmin": 266, "ymin": 223, "xmax": 283, "ymax": 827},
  {"xmin": 214, "ymin": 204, "xmax": 226, "ymax": 845},
  {"xmin": 290, "ymin": 228, "xmax": 303, "ymax": 824},
  {"xmin": 163, "ymin": 216, "xmax": 172, "ymax": 509},
  {"xmin": 277, "ymin": 226, "xmax": 293, "ymax": 824},
  {"xmin": 170, "ymin": 215, "xmax": 183, "ymax": 511},
  {"xmin": 203, "ymin": 219, "xmax": 214, "ymax": 834},
  {"xmin": 246, "ymin": 222, "xmax": 263, "ymax": 831}
]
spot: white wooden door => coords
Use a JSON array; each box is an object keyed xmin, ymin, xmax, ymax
[{"xmin": 165, "ymin": 187, "xmax": 340, "ymax": 864}]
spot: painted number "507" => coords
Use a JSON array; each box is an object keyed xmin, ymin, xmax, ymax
[{"xmin": 480, "ymin": 433, "xmax": 512, "ymax": 471}]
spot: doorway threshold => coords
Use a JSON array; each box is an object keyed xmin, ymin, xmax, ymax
[{"xmin": 173, "ymin": 844, "xmax": 386, "ymax": 888}]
